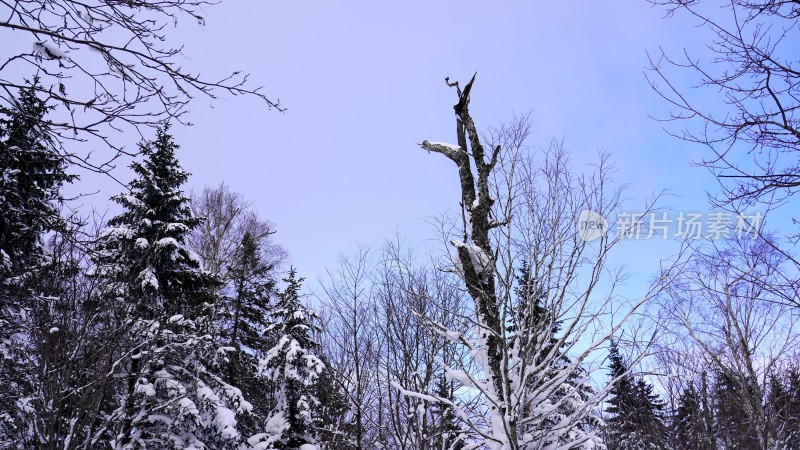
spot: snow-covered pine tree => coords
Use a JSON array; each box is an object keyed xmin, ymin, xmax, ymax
[
  {"xmin": 604, "ymin": 341, "xmax": 667, "ymax": 450},
  {"xmin": 91, "ymin": 125, "xmax": 250, "ymax": 449},
  {"xmin": 513, "ymin": 261, "xmax": 602, "ymax": 449},
  {"xmin": 255, "ymin": 269, "xmax": 324, "ymax": 450},
  {"xmin": 0, "ymin": 80, "xmax": 73, "ymax": 283},
  {"xmin": 0, "ymin": 80, "xmax": 74, "ymax": 447},
  {"xmin": 221, "ymin": 230, "xmax": 277, "ymax": 436},
  {"xmin": 313, "ymin": 356, "xmax": 355, "ymax": 450},
  {"xmin": 671, "ymin": 382, "xmax": 714, "ymax": 450}
]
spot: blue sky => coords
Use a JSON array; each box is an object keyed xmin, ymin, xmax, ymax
[
  {"xmin": 163, "ymin": 1, "xmax": 715, "ymax": 283},
  {"xmin": 9, "ymin": 2, "xmax": 735, "ymax": 287}
]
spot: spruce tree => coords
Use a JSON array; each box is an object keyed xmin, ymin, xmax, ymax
[
  {"xmin": 222, "ymin": 230, "xmax": 277, "ymax": 436},
  {"xmin": 713, "ymin": 370, "xmax": 760, "ymax": 450},
  {"xmin": 431, "ymin": 375, "xmax": 466, "ymax": 450},
  {"xmin": 671, "ymin": 382, "xmax": 715, "ymax": 450},
  {"xmin": 0, "ymin": 79, "xmax": 73, "ymax": 283},
  {"xmin": 92, "ymin": 124, "xmax": 211, "ymax": 318},
  {"xmin": 257, "ymin": 269, "xmax": 324, "ymax": 450},
  {"xmin": 768, "ymin": 365, "xmax": 800, "ymax": 450},
  {"xmin": 513, "ymin": 261, "xmax": 601, "ymax": 449},
  {"xmin": 314, "ymin": 358, "xmax": 356, "ymax": 450},
  {"xmin": 0, "ymin": 80, "xmax": 74, "ymax": 447},
  {"xmin": 91, "ymin": 125, "xmax": 250, "ymax": 449},
  {"xmin": 604, "ymin": 341, "xmax": 667, "ymax": 450}
]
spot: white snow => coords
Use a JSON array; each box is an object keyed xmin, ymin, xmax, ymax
[
  {"xmin": 135, "ymin": 379, "xmax": 156, "ymax": 397},
  {"xmin": 139, "ymin": 267, "xmax": 158, "ymax": 290},
  {"xmin": 166, "ymin": 223, "xmax": 189, "ymax": 233},
  {"xmin": 214, "ymin": 406, "xmax": 239, "ymax": 439},
  {"xmin": 391, "ymin": 381, "xmax": 446, "ymax": 405},
  {"xmin": 451, "ymin": 240, "xmax": 493, "ymax": 279},
  {"xmin": 33, "ymin": 41, "xmax": 65, "ymax": 59},
  {"xmin": 77, "ymin": 9, "xmax": 94, "ymax": 25},
  {"xmin": 98, "ymin": 226, "xmax": 134, "ymax": 240},
  {"xmin": 121, "ymin": 194, "xmax": 144, "ymax": 208},
  {"xmin": 156, "ymin": 237, "xmax": 179, "ymax": 248},
  {"xmin": 444, "ymin": 330, "xmax": 462, "ymax": 343},
  {"xmin": 428, "ymin": 142, "xmax": 461, "ymax": 151},
  {"xmin": 0, "ymin": 249, "xmax": 10, "ymax": 271},
  {"xmin": 167, "ymin": 314, "xmax": 184, "ymax": 324}
]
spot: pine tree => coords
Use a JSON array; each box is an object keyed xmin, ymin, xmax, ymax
[
  {"xmin": 604, "ymin": 341, "xmax": 667, "ymax": 450},
  {"xmin": 431, "ymin": 375, "xmax": 466, "ymax": 450},
  {"xmin": 92, "ymin": 124, "xmax": 210, "ymax": 318},
  {"xmin": 713, "ymin": 370, "xmax": 760, "ymax": 450},
  {"xmin": 0, "ymin": 80, "xmax": 74, "ymax": 447},
  {"xmin": 257, "ymin": 269, "xmax": 325, "ymax": 450},
  {"xmin": 0, "ymin": 79, "xmax": 73, "ymax": 283},
  {"xmin": 314, "ymin": 357, "xmax": 356, "ymax": 450},
  {"xmin": 91, "ymin": 125, "xmax": 250, "ymax": 449},
  {"xmin": 671, "ymin": 383, "xmax": 715, "ymax": 450},
  {"xmin": 768, "ymin": 365, "xmax": 800, "ymax": 450},
  {"xmin": 513, "ymin": 261, "xmax": 601, "ymax": 449},
  {"xmin": 222, "ymin": 230, "xmax": 277, "ymax": 436}
]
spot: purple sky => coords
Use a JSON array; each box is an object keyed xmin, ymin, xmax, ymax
[
  {"xmin": 162, "ymin": 1, "xmax": 713, "ymax": 281},
  {"xmin": 7, "ymin": 2, "xmax": 730, "ymax": 286}
]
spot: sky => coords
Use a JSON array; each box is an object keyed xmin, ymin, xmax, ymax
[
  {"xmin": 162, "ymin": 1, "xmax": 714, "ymax": 285},
  {"xmin": 4, "ymin": 2, "xmax": 737, "ymax": 292}
]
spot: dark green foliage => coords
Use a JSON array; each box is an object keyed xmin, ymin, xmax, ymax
[
  {"xmin": 604, "ymin": 341, "xmax": 667, "ymax": 450},
  {"xmin": 0, "ymin": 80, "xmax": 74, "ymax": 448},
  {"xmin": 92, "ymin": 123, "xmax": 217, "ymax": 318},
  {"xmin": 671, "ymin": 381, "xmax": 715, "ymax": 450},
  {"xmin": 260, "ymin": 269, "xmax": 324, "ymax": 449},
  {"xmin": 432, "ymin": 375, "xmax": 466, "ymax": 450},
  {"xmin": 713, "ymin": 370, "xmax": 761, "ymax": 450},
  {"xmin": 314, "ymin": 357, "xmax": 356, "ymax": 450},
  {"xmin": 514, "ymin": 261, "xmax": 600, "ymax": 448},
  {"xmin": 767, "ymin": 365, "xmax": 800, "ymax": 449},
  {"xmin": 0, "ymin": 80, "xmax": 74, "ymax": 282},
  {"xmin": 222, "ymin": 230, "xmax": 277, "ymax": 435},
  {"xmin": 91, "ymin": 126, "xmax": 250, "ymax": 449}
]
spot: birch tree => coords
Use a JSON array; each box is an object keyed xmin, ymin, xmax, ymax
[
  {"xmin": 317, "ymin": 248, "xmax": 385, "ymax": 450},
  {"xmin": 655, "ymin": 236, "xmax": 800, "ymax": 449}
]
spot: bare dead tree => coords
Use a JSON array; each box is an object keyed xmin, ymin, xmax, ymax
[
  {"xmin": 414, "ymin": 75, "xmax": 681, "ymax": 450},
  {"xmin": 421, "ymin": 73, "xmax": 505, "ymax": 405},
  {"xmin": 188, "ymin": 182, "xmax": 287, "ymax": 283},
  {"xmin": 1, "ymin": 0, "xmax": 282, "ymax": 173}
]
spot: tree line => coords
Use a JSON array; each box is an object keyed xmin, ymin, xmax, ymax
[{"xmin": 4, "ymin": 73, "xmax": 798, "ymax": 450}]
